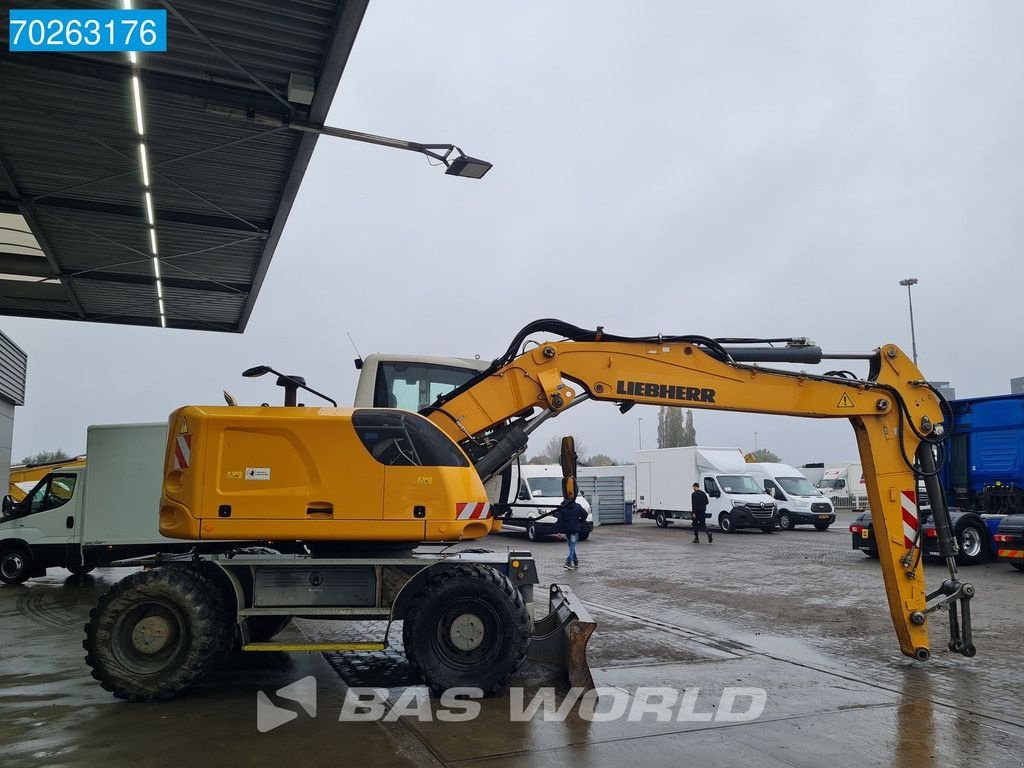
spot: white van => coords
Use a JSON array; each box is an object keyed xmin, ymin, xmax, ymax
[
  {"xmin": 497, "ymin": 464, "xmax": 594, "ymax": 542},
  {"xmin": 746, "ymin": 463, "xmax": 836, "ymax": 531}
]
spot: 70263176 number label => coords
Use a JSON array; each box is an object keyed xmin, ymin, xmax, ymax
[{"xmin": 8, "ymin": 9, "xmax": 167, "ymax": 53}]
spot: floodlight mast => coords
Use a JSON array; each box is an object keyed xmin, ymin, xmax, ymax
[
  {"xmin": 206, "ymin": 103, "xmax": 492, "ymax": 177},
  {"xmin": 287, "ymin": 119, "xmax": 492, "ymax": 179}
]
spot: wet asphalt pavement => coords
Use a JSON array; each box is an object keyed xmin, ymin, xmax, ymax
[{"xmin": 2, "ymin": 510, "xmax": 1023, "ymax": 768}]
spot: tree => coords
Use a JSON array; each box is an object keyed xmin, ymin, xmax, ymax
[
  {"xmin": 748, "ymin": 448, "xmax": 781, "ymax": 463},
  {"xmin": 681, "ymin": 410, "xmax": 697, "ymax": 446},
  {"xmin": 20, "ymin": 449, "xmax": 71, "ymax": 465},
  {"xmin": 656, "ymin": 408, "xmax": 683, "ymax": 448},
  {"xmin": 587, "ymin": 454, "xmax": 619, "ymax": 467},
  {"xmin": 657, "ymin": 407, "xmax": 695, "ymax": 448},
  {"xmin": 526, "ymin": 436, "xmax": 588, "ymax": 466}
]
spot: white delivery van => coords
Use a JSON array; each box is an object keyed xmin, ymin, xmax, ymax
[
  {"xmin": 497, "ymin": 464, "xmax": 594, "ymax": 542},
  {"xmin": 816, "ymin": 462, "xmax": 867, "ymax": 511},
  {"xmin": 745, "ymin": 463, "xmax": 836, "ymax": 531},
  {"xmin": 0, "ymin": 423, "xmax": 229, "ymax": 585},
  {"xmin": 635, "ymin": 447, "xmax": 778, "ymax": 533}
]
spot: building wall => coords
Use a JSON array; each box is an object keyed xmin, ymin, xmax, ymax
[{"xmin": 0, "ymin": 331, "xmax": 28, "ymax": 496}]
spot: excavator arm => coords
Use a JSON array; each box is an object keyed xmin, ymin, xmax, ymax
[{"xmin": 418, "ymin": 320, "xmax": 973, "ymax": 663}]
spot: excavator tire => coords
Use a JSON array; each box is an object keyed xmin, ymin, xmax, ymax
[
  {"xmin": 403, "ymin": 563, "xmax": 530, "ymax": 696},
  {"xmin": 83, "ymin": 566, "xmax": 233, "ymax": 702}
]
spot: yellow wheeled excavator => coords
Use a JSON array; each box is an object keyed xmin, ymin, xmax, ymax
[{"xmin": 84, "ymin": 320, "xmax": 974, "ymax": 701}]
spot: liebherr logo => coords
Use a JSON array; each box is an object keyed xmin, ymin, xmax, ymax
[{"xmin": 616, "ymin": 380, "xmax": 717, "ymax": 403}]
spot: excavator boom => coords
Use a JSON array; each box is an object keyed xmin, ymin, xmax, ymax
[{"xmin": 406, "ymin": 320, "xmax": 972, "ymax": 663}]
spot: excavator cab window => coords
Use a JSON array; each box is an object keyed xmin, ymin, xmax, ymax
[
  {"xmin": 352, "ymin": 410, "xmax": 470, "ymax": 468},
  {"xmin": 373, "ymin": 363, "xmax": 477, "ymax": 411}
]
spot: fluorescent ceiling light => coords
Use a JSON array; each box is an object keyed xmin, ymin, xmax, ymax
[
  {"xmin": 132, "ymin": 75, "xmax": 144, "ymax": 135},
  {"xmin": 159, "ymin": 298, "xmax": 165, "ymax": 315},
  {"xmin": 152, "ymin": 257, "xmax": 162, "ymax": 280},
  {"xmin": 129, "ymin": 51, "xmax": 137, "ymax": 65},
  {"xmin": 138, "ymin": 143, "xmax": 150, "ymax": 187},
  {"xmin": 156, "ymin": 280, "xmax": 163, "ymax": 299},
  {"xmin": 149, "ymin": 228, "xmax": 158, "ymax": 255},
  {"xmin": 145, "ymin": 191, "xmax": 155, "ymax": 225},
  {"xmin": 160, "ymin": 315, "xmax": 167, "ymax": 328}
]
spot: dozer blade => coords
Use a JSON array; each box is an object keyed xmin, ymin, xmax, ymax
[{"xmin": 528, "ymin": 583, "xmax": 596, "ymax": 689}]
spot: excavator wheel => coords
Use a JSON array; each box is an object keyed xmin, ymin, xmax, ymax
[
  {"xmin": 84, "ymin": 566, "xmax": 233, "ymax": 702},
  {"xmin": 403, "ymin": 563, "xmax": 530, "ymax": 696}
]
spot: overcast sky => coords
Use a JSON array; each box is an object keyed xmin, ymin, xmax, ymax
[{"xmin": 4, "ymin": 1, "xmax": 1022, "ymax": 466}]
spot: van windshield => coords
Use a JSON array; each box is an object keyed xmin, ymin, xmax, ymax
[
  {"xmin": 777, "ymin": 477, "xmax": 819, "ymax": 496},
  {"xmin": 717, "ymin": 475, "xmax": 762, "ymax": 494},
  {"xmin": 817, "ymin": 478, "xmax": 845, "ymax": 490},
  {"xmin": 527, "ymin": 477, "xmax": 563, "ymax": 498}
]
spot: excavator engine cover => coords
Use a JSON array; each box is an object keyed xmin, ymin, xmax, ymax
[{"xmin": 158, "ymin": 406, "xmax": 498, "ymax": 542}]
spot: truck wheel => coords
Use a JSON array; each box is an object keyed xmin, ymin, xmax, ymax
[
  {"xmin": 0, "ymin": 546, "xmax": 31, "ymax": 585},
  {"xmin": 779, "ymin": 512, "xmax": 794, "ymax": 531},
  {"xmin": 719, "ymin": 513, "xmax": 735, "ymax": 533},
  {"xmin": 83, "ymin": 566, "xmax": 233, "ymax": 702},
  {"xmin": 954, "ymin": 523, "xmax": 987, "ymax": 566},
  {"xmin": 67, "ymin": 563, "xmax": 96, "ymax": 576},
  {"xmin": 1011, "ymin": 562, "xmax": 1024, "ymax": 572},
  {"xmin": 578, "ymin": 530, "xmax": 591, "ymax": 542},
  {"xmin": 813, "ymin": 522, "xmax": 831, "ymax": 531},
  {"xmin": 403, "ymin": 563, "xmax": 530, "ymax": 696},
  {"xmin": 655, "ymin": 512, "xmax": 669, "ymax": 528},
  {"xmin": 527, "ymin": 521, "xmax": 539, "ymax": 541}
]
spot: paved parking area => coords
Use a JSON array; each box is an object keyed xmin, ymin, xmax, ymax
[{"xmin": 2, "ymin": 512, "xmax": 1022, "ymax": 767}]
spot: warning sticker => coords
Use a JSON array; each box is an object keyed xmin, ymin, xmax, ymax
[
  {"xmin": 173, "ymin": 434, "xmax": 191, "ymax": 469},
  {"xmin": 227, "ymin": 471, "xmax": 243, "ymax": 480},
  {"xmin": 179, "ymin": 418, "xmax": 189, "ymax": 434},
  {"xmin": 245, "ymin": 467, "xmax": 271, "ymax": 481},
  {"xmin": 837, "ymin": 393, "xmax": 855, "ymax": 408}
]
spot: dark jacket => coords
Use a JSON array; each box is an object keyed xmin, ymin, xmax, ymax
[
  {"xmin": 555, "ymin": 500, "xmax": 588, "ymax": 535},
  {"xmin": 691, "ymin": 489, "xmax": 709, "ymax": 518}
]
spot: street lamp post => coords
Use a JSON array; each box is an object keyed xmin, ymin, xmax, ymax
[{"xmin": 899, "ymin": 278, "xmax": 919, "ymax": 366}]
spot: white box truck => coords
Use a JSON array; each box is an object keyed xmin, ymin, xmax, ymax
[
  {"xmin": 745, "ymin": 463, "xmax": 836, "ymax": 531},
  {"xmin": 635, "ymin": 447, "xmax": 778, "ymax": 533},
  {"xmin": 495, "ymin": 464, "xmax": 594, "ymax": 542},
  {"xmin": 816, "ymin": 462, "xmax": 867, "ymax": 511},
  {"xmin": 0, "ymin": 423, "xmax": 216, "ymax": 584}
]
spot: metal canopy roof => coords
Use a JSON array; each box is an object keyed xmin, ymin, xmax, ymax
[{"xmin": 0, "ymin": 0, "xmax": 368, "ymax": 332}]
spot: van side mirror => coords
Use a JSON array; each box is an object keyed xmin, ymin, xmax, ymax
[
  {"xmin": 518, "ymin": 487, "xmax": 530, "ymax": 501},
  {"xmin": 708, "ymin": 489, "xmax": 721, "ymax": 499},
  {"xmin": 1, "ymin": 495, "xmax": 11, "ymax": 516}
]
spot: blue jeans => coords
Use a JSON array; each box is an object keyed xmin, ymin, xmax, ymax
[{"xmin": 566, "ymin": 533, "xmax": 579, "ymax": 565}]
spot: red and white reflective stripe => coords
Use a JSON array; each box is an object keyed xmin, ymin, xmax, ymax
[
  {"xmin": 456, "ymin": 502, "xmax": 491, "ymax": 520},
  {"xmin": 174, "ymin": 434, "xmax": 191, "ymax": 469},
  {"xmin": 901, "ymin": 489, "xmax": 918, "ymax": 550}
]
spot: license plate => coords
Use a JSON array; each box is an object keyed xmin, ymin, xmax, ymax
[
  {"xmin": 861, "ymin": 529, "xmax": 870, "ymax": 539},
  {"xmin": 818, "ymin": 514, "xmax": 830, "ymax": 519}
]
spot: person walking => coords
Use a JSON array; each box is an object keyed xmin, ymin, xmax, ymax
[
  {"xmin": 556, "ymin": 496, "xmax": 588, "ymax": 570},
  {"xmin": 691, "ymin": 482, "xmax": 713, "ymax": 544}
]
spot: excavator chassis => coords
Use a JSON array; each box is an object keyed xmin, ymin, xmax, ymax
[{"xmin": 84, "ymin": 548, "xmax": 596, "ymax": 702}]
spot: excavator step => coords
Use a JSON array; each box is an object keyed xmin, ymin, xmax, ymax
[{"xmin": 243, "ymin": 642, "xmax": 387, "ymax": 652}]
